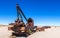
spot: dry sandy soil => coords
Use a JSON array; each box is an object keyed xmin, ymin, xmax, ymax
[
  {"xmin": 0, "ymin": 26, "xmax": 13, "ymax": 38},
  {"xmin": 28, "ymin": 26, "xmax": 60, "ymax": 38},
  {"xmin": 0, "ymin": 25, "xmax": 60, "ymax": 38}
]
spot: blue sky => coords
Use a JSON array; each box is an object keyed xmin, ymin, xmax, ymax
[{"xmin": 0, "ymin": 0, "xmax": 60, "ymax": 26}]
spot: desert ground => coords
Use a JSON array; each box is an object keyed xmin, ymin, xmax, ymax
[
  {"xmin": 0, "ymin": 25, "xmax": 60, "ymax": 38},
  {"xmin": 28, "ymin": 26, "xmax": 60, "ymax": 38}
]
